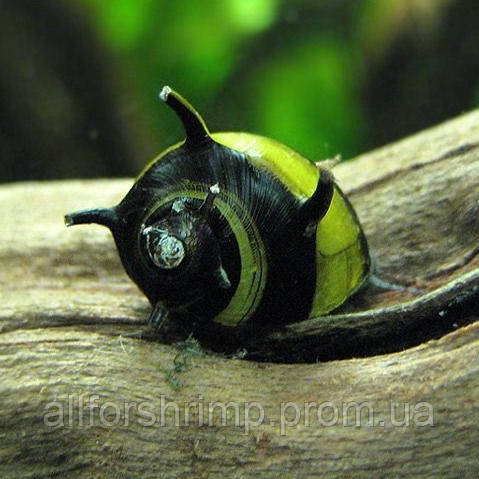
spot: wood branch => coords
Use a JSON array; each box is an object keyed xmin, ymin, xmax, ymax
[{"xmin": 1, "ymin": 109, "xmax": 478, "ymax": 477}]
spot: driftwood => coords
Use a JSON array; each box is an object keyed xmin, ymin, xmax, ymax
[{"xmin": 0, "ymin": 109, "xmax": 478, "ymax": 477}]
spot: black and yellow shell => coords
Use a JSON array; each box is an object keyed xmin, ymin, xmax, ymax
[{"xmin": 65, "ymin": 86, "xmax": 370, "ymax": 331}]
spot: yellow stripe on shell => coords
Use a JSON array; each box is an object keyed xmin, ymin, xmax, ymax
[
  {"xmin": 213, "ymin": 132, "xmax": 318, "ymax": 199},
  {"xmin": 213, "ymin": 132, "xmax": 369, "ymax": 317}
]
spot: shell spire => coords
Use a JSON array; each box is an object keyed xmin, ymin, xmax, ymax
[{"xmin": 159, "ymin": 86, "xmax": 212, "ymax": 148}]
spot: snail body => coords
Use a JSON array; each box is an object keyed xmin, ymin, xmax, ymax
[{"xmin": 65, "ymin": 87, "xmax": 370, "ymax": 331}]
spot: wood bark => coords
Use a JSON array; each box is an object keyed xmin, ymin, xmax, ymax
[{"xmin": 0, "ymin": 109, "xmax": 478, "ymax": 478}]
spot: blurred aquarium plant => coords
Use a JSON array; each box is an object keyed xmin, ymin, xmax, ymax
[
  {"xmin": 1, "ymin": 0, "xmax": 479, "ymax": 182},
  {"xmin": 83, "ymin": 0, "xmax": 366, "ymax": 163}
]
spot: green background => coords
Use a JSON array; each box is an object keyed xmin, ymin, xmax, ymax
[{"xmin": 1, "ymin": 0, "xmax": 478, "ymax": 181}]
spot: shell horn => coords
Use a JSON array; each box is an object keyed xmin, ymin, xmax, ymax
[
  {"xmin": 159, "ymin": 86, "xmax": 212, "ymax": 148},
  {"xmin": 64, "ymin": 207, "xmax": 118, "ymax": 230}
]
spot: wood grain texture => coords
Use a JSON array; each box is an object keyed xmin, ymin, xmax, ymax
[{"xmin": 0, "ymin": 109, "xmax": 478, "ymax": 478}]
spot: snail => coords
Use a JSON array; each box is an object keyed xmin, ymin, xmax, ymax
[{"xmin": 65, "ymin": 86, "xmax": 370, "ymax": 334}]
